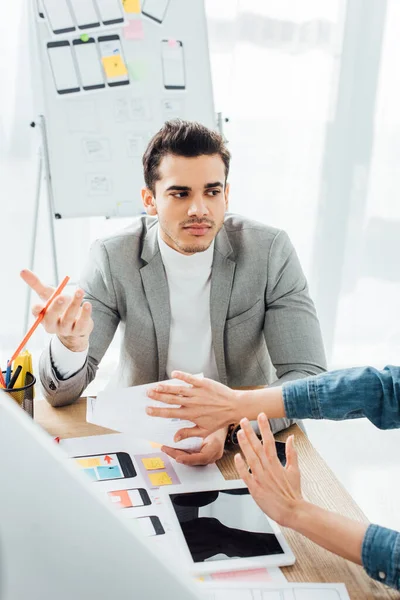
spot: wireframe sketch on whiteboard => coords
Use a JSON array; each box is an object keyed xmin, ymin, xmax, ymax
[
  {"xmin": 43, "ymin": 0, "xmax": 76, "ymax": 35},
  {"xmin": 162, "ymin": 98, "xmax": 184, "ymax": 119},
  {"xmin": 42, "ymin": 0, "xmax": 125, "ymax": 35},
  {"xmin": 99, "ymin": 34, "xmax": 130, "ymax": 87},
  {"xmin": 47, "ymin": 41, "xmax": 80, "ymax": 94},
  {"xmin": 69, "ymin": 0, "xmax": 101, "ymax": 30},
  {"xmin": 83, "ymin": 138, "xmax": 112, "ymax": 161},
  {"xmin": 73, "ymin": 38, "xmax": 105, "ymax": 91},
  {"xmin": 86, "ymin": 174, "xmax": 112, "ymax": 195},
  {"xmin": 96, "ymin": 0, "xmax": 124, "ymax": 26},
  {"xmin": 131, "ymin": 97, "xmax": 151, "ymax": 120},
  {"xmin": 126, "ymin": 133, "xmax": 145, "ymax": 157},
  {"xmin": 142, "ymin": 0, "xmax": 170, "ymax": 24},
  {"xmin": 161, "ymin": 39, "xmax": 185, "ymax": 90},
  {"xmin": 114, "ymin": 98, "xmax": 132, "ymax": 122}
]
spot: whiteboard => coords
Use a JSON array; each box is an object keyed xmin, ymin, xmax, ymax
[{"xmin": 32, "ymin": 0, "xmax": 216, "ymax": 218}]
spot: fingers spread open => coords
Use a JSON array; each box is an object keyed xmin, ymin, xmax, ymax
[
  {"xmin": 21, "ymin": 269, "xmax": 54, "ymax": 301},
  {"xmin": 285, "ymin": 435, "xmax": 299, "ymax": 472},
  {"xmin": 72, "ymin": 302, "xmax": 93, "ymax": 336},
  {"xmin": 58, "ymin": 290, "xmax": 84, "ymax": 332},
  {"xmin": 43, "ymin": 296, "xmax": 69, "ymax": 330},
  {"xmin": 234, "ymin": 453, "xmax": 253, "ymax": 489},
  {"xmin": 257, "ymin": 413, "xmax": 279, "ymax": 463},
  {"xmin": 237, "ymin": 426, "xmax": 264, "ymax": 479}
]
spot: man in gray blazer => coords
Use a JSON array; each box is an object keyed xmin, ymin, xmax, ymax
[{"xmin": 22, "ymin": 120, "xmax": 326, "ymax": 466}]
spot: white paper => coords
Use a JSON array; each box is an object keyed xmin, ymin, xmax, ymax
[
  {"xmin": 199, "ymin": 582, "xmax": 350, "ymax": 600},
  {"xmin": 59, "ymin": 432, "xmax": 224, "ymax": 560},
  {"xmin": 87, "ymin": 379, "xmax": 203, "ymax": 451}
]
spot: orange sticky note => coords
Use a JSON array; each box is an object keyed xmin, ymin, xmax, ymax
[
  {"xmin": 108, "ymin": 490, "xmax": 131, "ymax": 508},
  {"xmin": 142, "ymin": 457, "xmax": 165, "ymax": 470},
  {"xmin": 150, "ymin": 441, "xmax": 162, "ymax": 449},
  {"xmin": 102, "ymin": 54, "xmax": 128, "ymax": 78},
  {"xmin": 76, "ymin": 457, "xmax": 101, "ymax": 468},
  {"xmin": 148, "ymin": 471, "xmax": 172, "ymax": 486},
  {"xmin": 123, "ymin": 0, "xmax": 141, "ymax": 13}
]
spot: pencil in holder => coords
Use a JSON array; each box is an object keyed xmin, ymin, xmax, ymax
[{"xmin": 2, "ymin": 371, "xmax": 36, "ymax": 418}]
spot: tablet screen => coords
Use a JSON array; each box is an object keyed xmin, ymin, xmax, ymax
[{"xmin": 169, "ymin": 488, "xmax": 284, "ymax": 563}]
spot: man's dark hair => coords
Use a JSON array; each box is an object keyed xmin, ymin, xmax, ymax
[{"xmin": 142, "ymin": 119, "xmax": 231, "ymax": 195}]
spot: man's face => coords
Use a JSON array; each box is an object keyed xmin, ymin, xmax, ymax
[{"xmin": 142, "ymin": 153, "xmax": 229, "ymax": 254}]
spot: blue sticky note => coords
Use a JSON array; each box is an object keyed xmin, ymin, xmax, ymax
[
  {"xmin": 97, "ymin": 465, "xmax": 122, "ymax": 480},
  {"xmin": 83, "ymin": 468, "xmax": 98, "ymax": 482}
]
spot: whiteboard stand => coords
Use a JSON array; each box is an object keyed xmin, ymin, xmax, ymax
[
  {"xmin": 24, "ymin": 115, "xmax": 59, "ymax": 333},
  {"xmin": 216, "ymin": 111, "xmax": 230, "ymax": 142}
]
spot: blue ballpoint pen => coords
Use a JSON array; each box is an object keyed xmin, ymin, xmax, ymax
[{"xmin": 5, "ymin": 361, "xmax": 12, "ymax": 387}]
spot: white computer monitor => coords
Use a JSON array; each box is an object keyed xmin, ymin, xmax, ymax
[{"xmin": 0, "ymin": 391, "xmax": 201, "ymax": 600}]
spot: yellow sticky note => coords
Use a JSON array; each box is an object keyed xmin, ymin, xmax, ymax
[
  {"xmin": 102, "ymin": 55, "xmax": 128, "ymax": 78},
  {"xmin": 148, "ymin": 472, "xmax": 173, "ymax": 486},
  {"xmin": 142, "ymin": 457, "xmax": 165, "ymax": 470},
  {"xmin": 123, "ymin": 0, "xmax": 141, "ymax": 13},
  {"xmin": 76, "ymin": 457, "xmax": 101, "ymax": 468}
]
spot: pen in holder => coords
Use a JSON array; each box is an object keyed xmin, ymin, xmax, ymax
[{"xmin": 2, "ymin": 371, "xmax": 36, "ymax": 418}]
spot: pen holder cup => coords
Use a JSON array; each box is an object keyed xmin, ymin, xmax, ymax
[{"xmin": 2, "ymin": 371, "xmax": 36, "ymax": 418}]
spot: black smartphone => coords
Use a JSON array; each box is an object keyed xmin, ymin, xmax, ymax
[
  {"xmin": 274, "ymin": 440, "xmax": 287, "ymax": 466},
  {"xmin": 73, "ymin": 452, "xmax": 137, "ymax": 482}
]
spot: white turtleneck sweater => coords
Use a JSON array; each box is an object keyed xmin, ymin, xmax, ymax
[{"xmin": 51, "ymin": 227, "xmax": 219, "ymax": 381}]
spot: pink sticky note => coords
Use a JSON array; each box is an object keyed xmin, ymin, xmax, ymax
[
  {"xmin": 210, "ymin": 569, "xmax": 273, "ymax": 582},
  {"xmin": 124, "ymin": 19, "xmax": 144, "ymax": 40},
  {"xmin": 168, "ymin": 39, "xmax": 178, "ymax": 47}
]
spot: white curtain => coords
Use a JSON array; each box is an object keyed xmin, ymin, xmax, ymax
[{"xmin": 206, "ymin": 0, "xmax": 400, "ymax": 371}]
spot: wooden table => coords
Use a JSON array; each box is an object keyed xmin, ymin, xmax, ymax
[{"xmin": 35, "ymin": 398, "xmax": 399, "ymax": 600}]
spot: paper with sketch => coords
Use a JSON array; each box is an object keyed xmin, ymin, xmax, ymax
[
  {"xmin": 199, "ymin": 581, "xmax": 350, "ymax": 600},
  {"xmin": 86, "ymin": 379, "xmax": 202, "ymax": 451}
]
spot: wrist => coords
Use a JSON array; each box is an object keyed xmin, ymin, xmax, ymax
[
  {"xmin": 233, "ymin": 389, "xmax": 257, "ymax": 423},
  {"xmin": 285, "ymin": 498, "xmax": 315, "ymax": 530},
  {"xmin": 58, "ymin": 335, "xmax": 89, "ymax": 353}
]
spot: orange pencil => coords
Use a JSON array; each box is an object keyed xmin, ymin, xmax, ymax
[
  {"xmin": 0, "ymin": 367, "xmax": 6, "ymax": 388},
  {"xmin": 10, "ymin": 276, "xmax": 70, "ymax": 364}
]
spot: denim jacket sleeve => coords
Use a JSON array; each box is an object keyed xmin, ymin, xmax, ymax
[
  {"xmin": 282, "ymin": 365, "xmax": 400, "ymax": 429},
  {"xmin": 282, "ymin": 365, "xmax": 400, "ymax": 589},
  {"xmin": 361, "ymin": 524, "xmax": 400, "ymax": 589}
]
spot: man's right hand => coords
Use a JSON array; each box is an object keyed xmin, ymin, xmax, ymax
[{"xmin": 21, "ymin": 269, "xmax": 93, "ymax": 352}]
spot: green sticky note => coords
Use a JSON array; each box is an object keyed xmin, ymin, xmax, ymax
[
  {"xmin": 128, "ymin": 59, "xmax": 147, "ymax": 81},
  {"xmin": 80, "ymin": 33, "xmax": 90, "ymax": 42}
]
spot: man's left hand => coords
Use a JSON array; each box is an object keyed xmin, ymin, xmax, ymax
[{"xmin": 161, "ymin": 427, "xmax": 227, "ymax": 466}]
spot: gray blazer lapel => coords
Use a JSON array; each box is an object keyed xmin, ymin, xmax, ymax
[
  {"xmin": 140, "ymin": 223, "xmax": 170, "ymax": 380},
  {"xmin": 211, "ymin": 226, "xmax": 236, "ymax": 385}
]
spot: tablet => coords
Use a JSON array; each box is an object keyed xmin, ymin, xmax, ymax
[{"xmin": 162, "ymin": 480, "xmax": 295, "ymax": 574}]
